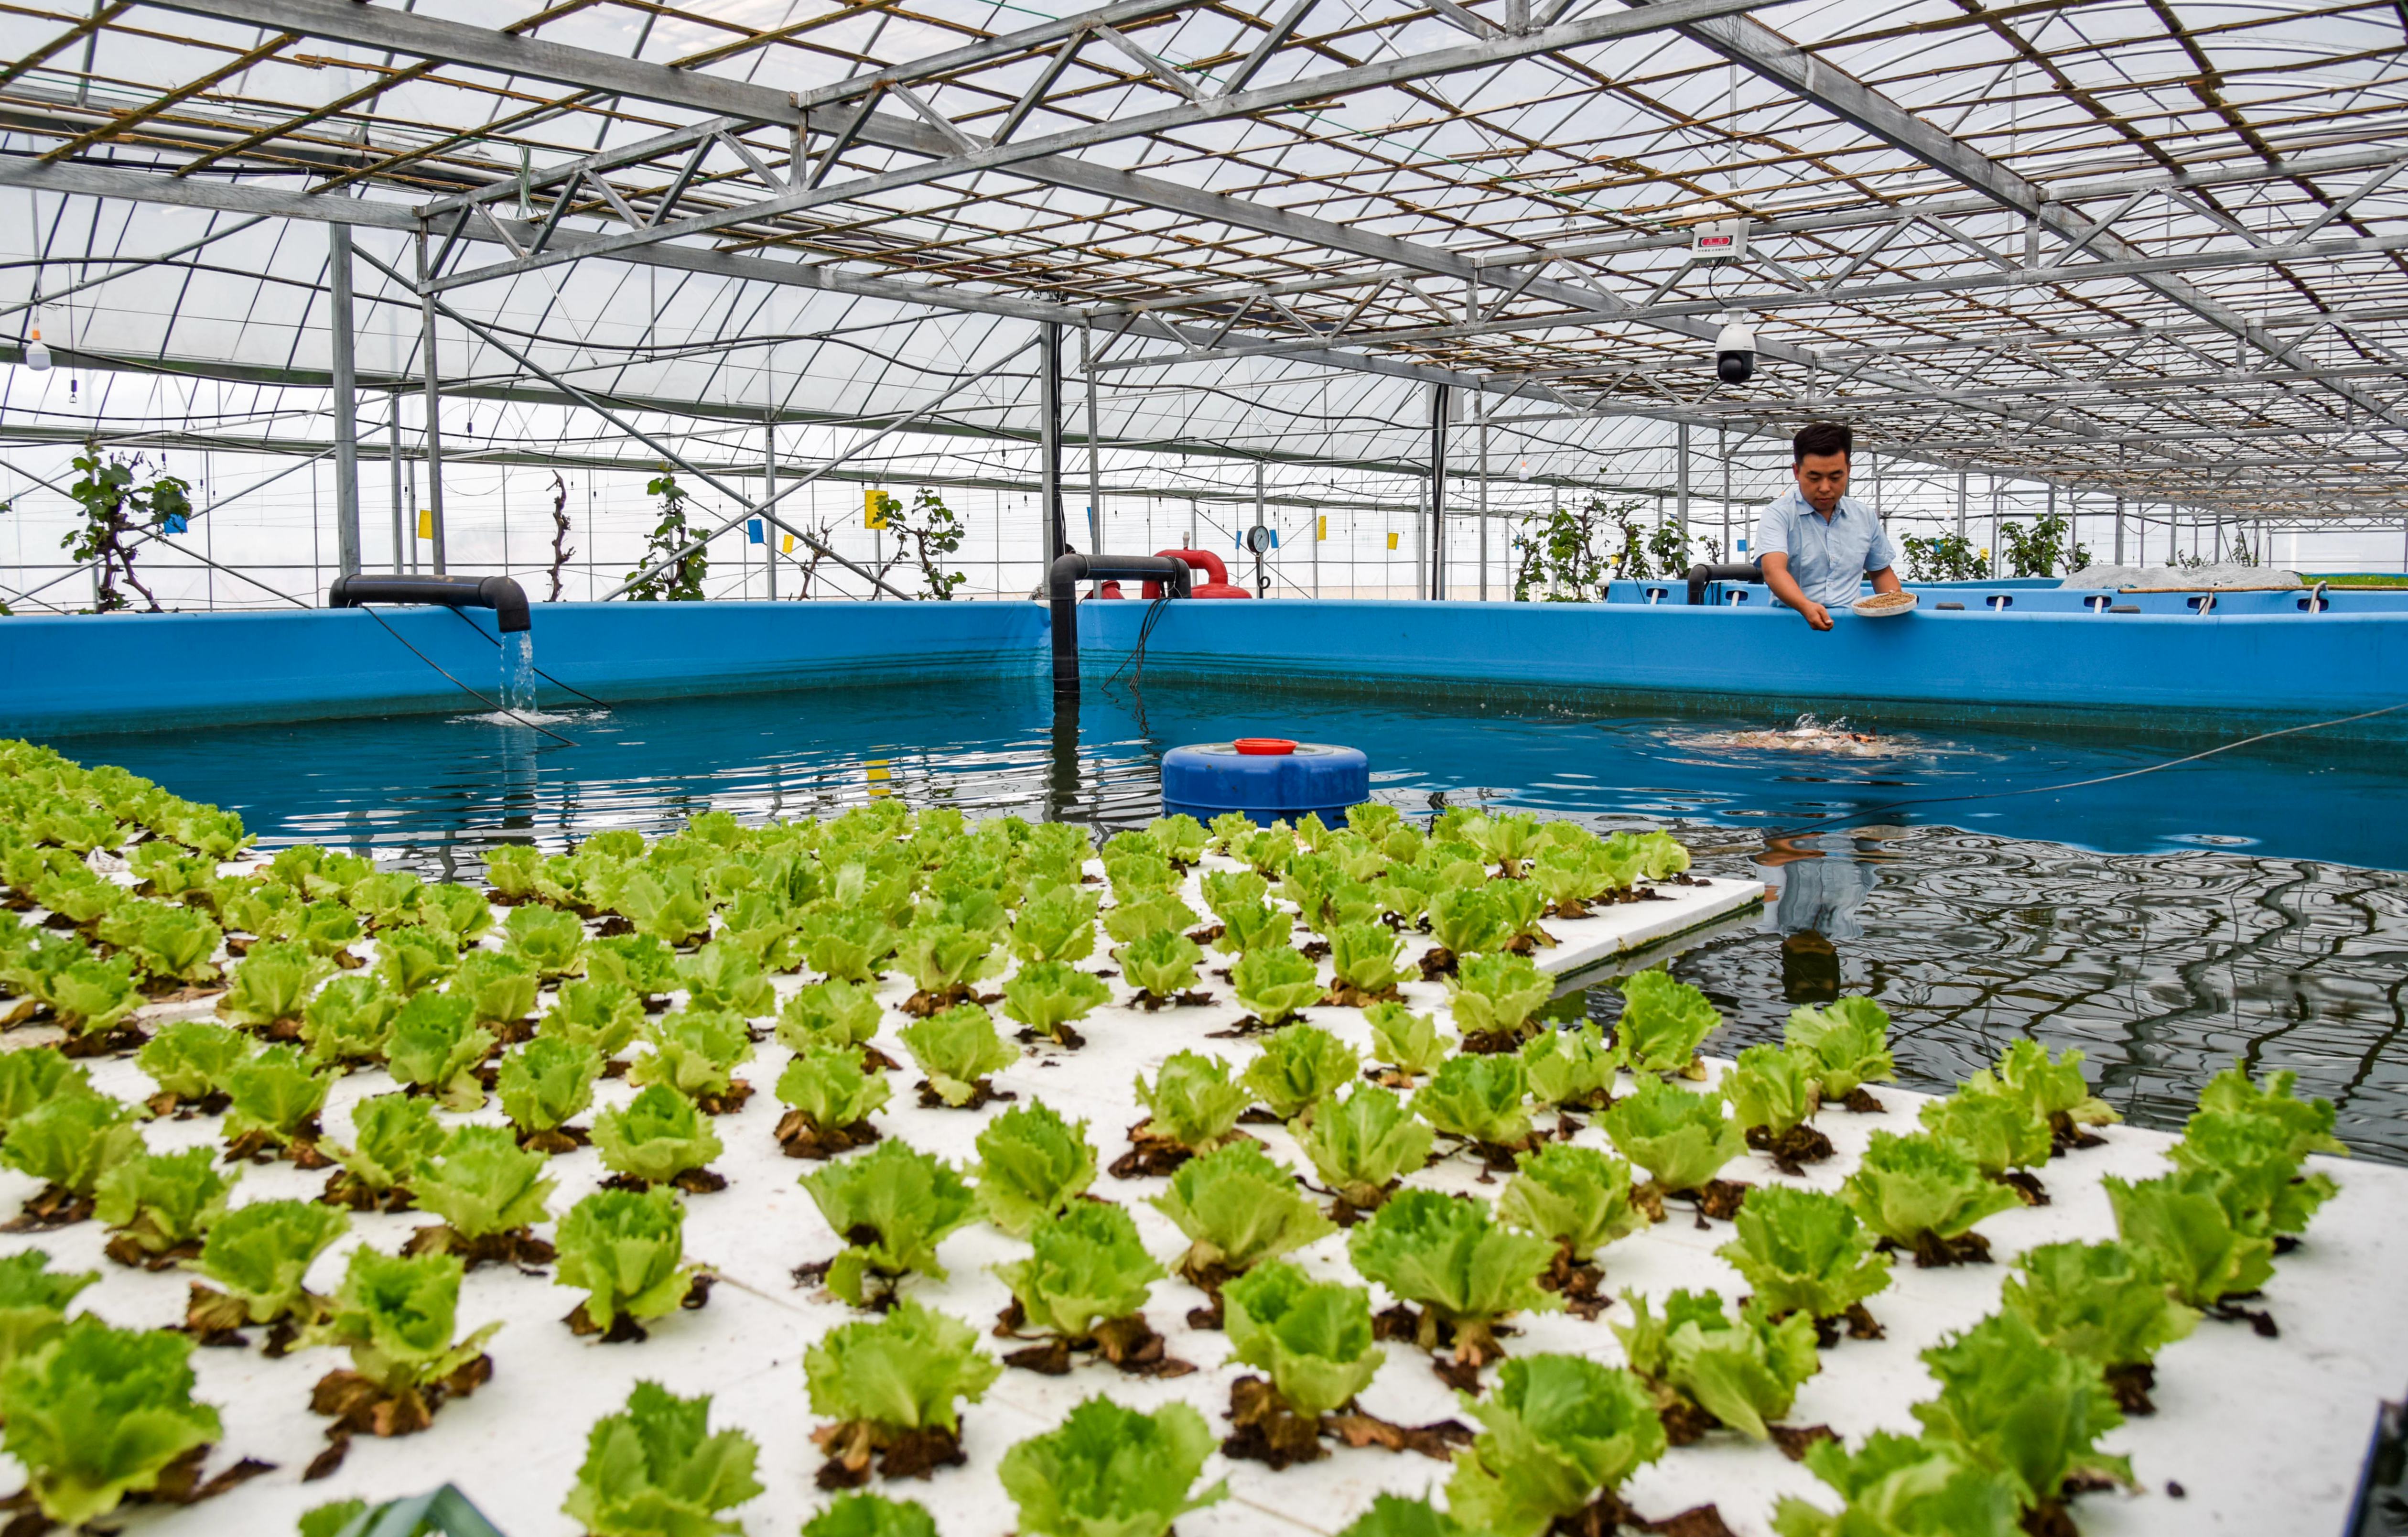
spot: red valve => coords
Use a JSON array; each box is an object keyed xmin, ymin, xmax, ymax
[{"xmin": 1233, "ymin": 738, "xmax": 1297, "ymax": 756}]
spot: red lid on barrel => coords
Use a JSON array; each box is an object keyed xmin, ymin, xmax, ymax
[{"xmin": 1233, "ymin": 738, "xmax": 1298, "ymax": 756}]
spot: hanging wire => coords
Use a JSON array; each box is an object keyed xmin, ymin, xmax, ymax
[{"xmin": 353, "ymin": 604, "xmax": 580, "ymax": 746}]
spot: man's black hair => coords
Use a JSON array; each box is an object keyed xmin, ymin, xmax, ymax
[{"xmin": 1793, "ymin": 422, "xmax": 1853, "ymax": 465}]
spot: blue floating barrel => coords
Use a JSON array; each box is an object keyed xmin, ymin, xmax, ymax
[{"xmin": 1160, "ymin": 738, "xmax": 1370, "ymax": 828}]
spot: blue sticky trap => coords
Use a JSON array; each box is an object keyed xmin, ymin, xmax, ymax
[
  {"xmin": 746, "ymin": 518, "xmax": 764, "ymax": 544},
  {"xmin": 163, "ymin": 513, "xmax": 188, "ymax": 534}
]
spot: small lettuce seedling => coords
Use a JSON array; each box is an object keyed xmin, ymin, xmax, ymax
[
  {"xmin": 0, "ymin": 1250, "xmax": 97, "ymax": 1372},
  {"xmin": 193, "ymin": 1197, "xmax": 349, "ymax": 1333},
  {"xmin": 1498, "ymin": 1142, "xmax": 1647, "ymax": 1265},
  {"xmin": 1101, "ymin": 890, "xmax": 1196, "ymax": 948},
  {"xmin": 1521, "ymin": 1024, "xmax": 1620, "ymax": 1113},
  {"xmin": 1970, "ymin": 1039, "xmax": 2119, "ymax": 1147},
  {"xmin": 35, "ymin": 954, "xmax": 144, "ymax": 1039},
  {"xmin": 499, "ymin": 902, "xmax": 586, "ymax": 978},
  {"xmin": 805, "ymin": 1494, "xmax": 938, "ymax": 1537},
  {"xmin": 630, "ymin": 1007, "xmax": 756, "ymax": 1106},
  {"xmin": 554, "ymin": 1187, "xmax": 706, "ymax": 1340},
  {"xmin": 1363, "ymin": 1001, "xmax": 1452, "ymax": 1083},
  {"xmin": 993, "ymin": 1202, "xmax": 1165, "ymax": 1352},
  {"xmin": 586, "ymin": 932, "xmax": 680, "ymax": 998},
  {"xmin": 93, "ymin": 1146, "xmax": 236, "ymax": 1267},
  {"xmin": 1611, "ymin": 969, "xmax": 1720, "ymax": 1079},
  {"xmin": 2193, "ymin": 1059, "xmax": 2347, "ymax": 1160},
  {"xmin": 798, "ymin": 1139, "xmax": 978, "ymax": 1307},
  {"xmin": 717, "ymin": 889, "xmax": 802, "ymax": 968},
  {"xmin": 1725, "ymin": 1042, "xmax": 1822, "ymax": 1142},
  {"xmin": 1297, "ymin": 1082, "xmax": 1433, "ymax": 1215},
  {"xmin": 384, "ymin": 991, "xmax": 492, "ymax": 1111},
  {"xmin": 1412, "ymin": 1051, "xmax": 1534, "ymax": 1149},
  {"xmin": 1783, "ymin": 996, "xmax": 1897, "ymax": 1104},
  {"xmin": 541, "ymin": 978, "xmax": 645, "ymax": 1061},
  {"xmin": 0, "ymin": 1318, "xmax": 223, "ymax": 1529},
  {"xmin": 2000, "ymin": 1240, "xmax": 2196, "ymax": 1409},
  {"xmin": 216, "ymin": 939, "xmax": 335, "ymax": 1028},
  {"xmin": 1000, "ymin": 961, "xmax": 1110, "ymax": 1045},
  {"xmin": 676, "ymin": 941, "xmax": 777, "ymax": 1018},
  {"xmin": 1426, "ymin": 885, "xmax": 1510, "ymax": 961},
  {"xmin": 0, "ymin": 1047, "xmax": 87, "ymax": 1139},
  {"xmin": 1445, "ymin": 1354, "xmax": 1668, "ymax": 1537},
  {"xmin": 563, "ymin": 1381, "xmax": 762, "ymax": 1537},
  {"xmin": 2169, "ymin": 1110, "xmax": 2338, "ymax": 1235},
  {"xmin": 346, "ymin": 871, "xmax": 424, "ymax": 931},
  {"xmin": 1213, "ymin": 899, "xmax": 1293, "ymax": 958},
  {"xmin": 299, "ymin": 974, "xmax": 400, "ymax": 1070},
  {"xmin": 1347, "ymin": 1188, "xmax": 1557, "ymax": 1364},
  {"xmin": 1920, "ymin": 1088, "xmax": 2052, "ymax": 1187},
  {"xmin": 1771, "ymin": 1431, "xmax": 2022, "ymax": 1537},
  {"xmin": 997, "ymin": 1396, "xmax": 1226, "ymax": 1537},
  {"xmin": 2103, "ymin": 1169, "xmax": 2275, "ymax": 1309},
  {"xmin": 374, "ymin": 924, "xmax": 461, "ymax": 997},
  {"xmin": 594, "ymin": 1082, "xmax": 727, "ymax": 1191},
  {"xmin": 1326, "ymin": 921, "xmax": 1407, "ymax": 1001},
  {"xmin": 1008, "ymin": 888, "xmax": 1099, "ymax": 966},
  {"xmin": 412, "ymin": 882, "xmax": 495, "ymax": 944},
  {"xmin": 2, "ymin": 1092, "xmax": 143, "ymax": 1215},
  {"xmin": 115, "ymin": 903, "xmax": 223, "ymax": 985},
  {"xmin": 1200, "ymin": 867, "xmax": 1271, "ymax": 919},
  {"xmin": 135, "ymin": 1019, "xmax": 251, "ymax": 1114},
  {"xmin": 1614, "ymin": 1288, "xmax": 1820, "ymax": 1441},
  {"xmin": 778, "ymin": 979, "xmax": 887, "ymax": 1055},
  {"xmin": 498, "ymin": 1035, "xmax": 604, "ymax": 1151},
  {"xmin": 899, "ymin": 1003, "xmax": 1018, "ymax": 1108},
  {"xmin": 329, "ymin": 1092, "xmax": 446, "ymax": 1211},
  {"xmin": 1132, "ymin": 1051, "xmax": 1249, "ymax": 1156},
  {"xmin": 1148, "ymin": 813, "xmax": 1209, "ymax": 867},
  {"xmin": 448, "ymin": 949, "xmax": 540, "ymax": 1028},
  {"xmin": 307, "ymin": 1246, "xmax": 501, "ymax": 1455},
  {"xmin": 894, "ymin": 920, "xmax": 1003, "ymax": 999},
  {"xmin": 1912, "ymin": 1312, "xmax": 2133, "ymax": 1512},
  {"xmin": 1715, "ymin": 1185, "xmax": 1892, "ymax": 1331},
  {"xmin": 1840, "ymin": 1132, "xmax": 2020, "ymax": 1266},
  {"xmin": 223, "ymin": 1043, "xmax": 335, "ymax": 1161},
  {"xmin": 777, "ymin": 1044, "xmax": 894, "ymax": 1157},
  {"xmin": 292, "ymin": 899, "xmax": 365, "ymax": 959},
  {"xmin": 410, "ymin": 1124, "xmax": 557, "ymax": 1266},
  {"xmin": 1231, "ymin": 947, "xmax": 1324, "ymax": 1027},
  {"xmin": 1446, "ymin": 953, "xmax": 1553, "ymax": 1045},
  {"xmin": 1489, "ymin": 880, "xmax": 1553, "ymax": 952},
  {"xmin": 1150, "ymin": 1140, "xmax": 1335, "ymax": 1287},
  {"xmin": 1224, "ymin": 1259, "xmax": 1382, "ymax": 1421},
  {"xmin": 975, "ymin": 1100, "xmax": 1097, "ymax": 1235},
  {"xmin": 1116, "ymin": 929, "xmax": 1204, "ymax": 1002},
  {"xmin": 482, "ymin": 844, "xmax": 543, "ymax": 900},
  {"xmin": 1602, "ymin": 1078, "xmax": 1747, "ymax": 1198},
  {"xmin": 805, "ymin": 1299, "xmax": 1001, "ymax": 1483},
  {"xmin": 1242, "ymin": 1023, "xmax": 1360, "ymax": 1124},
  {"xmin": 614, "ymin": 866, "xmax": 713, "ymax": 946}
]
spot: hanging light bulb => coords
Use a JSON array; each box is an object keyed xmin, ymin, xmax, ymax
[
  {"xmin": 22, "ymin": 328, "xmax": 49, "ymax": 372},
  {"xmin": 1517, "ymin": 456, "xmax": 1533, "ymax": 480}
]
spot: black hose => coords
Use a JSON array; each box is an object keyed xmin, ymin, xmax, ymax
[
  {"xmin": 350, "ymin": 604, "xmax": 579, "ymax": 747},
  {"xmin": 440, "ymin": 604, "xmax": 615, "ymax": 709}
]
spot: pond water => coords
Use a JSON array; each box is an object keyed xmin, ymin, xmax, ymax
[{"xmin": 45, "ymin": 672, "xmax": 2408, "ymax": 1162}]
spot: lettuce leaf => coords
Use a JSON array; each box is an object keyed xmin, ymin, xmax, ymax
[
  {"xmin": 805, "ymin": 1298, "xmax": 999, "ymax": 1434},
  {"xmin": 975, "ymin": 1099, "xmax": 1097, "ymax": 1235},
  {"xmin": 1346, "ymin": 1188, "xmax": 1557, "ymax": 1360},
  {"xmin": 1149, "ymin": 1140, "xmax": 1335, "ymax": 1284},
  {"xmin": 1714, "ymin": 1184, "xmax": 1891, "ymax": 1323},
  {"xmin": 993, "ymin": 1202, "xmax": 1164, "ymax": 1342},
  {"xmin": 1601, "ymin": 1077, "xmax": 1746, "ymax": 1194},
  {"xmin": 554, "ymin": 1187, "xmax": 702, "ymax": 1335},
  {"xmin": 1498, "ymin": 1142, "xmax": 1647, "ymax": 1263},
  {"xmin": 1223, "ymin": 1259, "xmax": 1382, "ymax": 1416},
  {"xmin": 562, "ymin": 1381, "xmax": 763, "ymax": 1537},
  {"xmin": 998, "ymin": 1396, "xmax": 1226, "ymax": 1537},
  {"xmin": 0, "ymin": 1318, "xmax": 222, "ymax": 1528},
  {"xmin": 1445, "ymin": 1353, "xmax": 1666, "ymax": 1537}
]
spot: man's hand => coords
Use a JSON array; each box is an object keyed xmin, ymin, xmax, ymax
[
  {"xmin": 1760, "ymin": 553, "xmax": 1834, "ymax": 631},
  {"xmin": 1799, "ymin": 600, "xmax": 1833, "ymax": 631}
]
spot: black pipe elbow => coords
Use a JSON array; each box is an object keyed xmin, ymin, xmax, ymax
[
  {"xmin": 1047, "ymin": 552, "xmax": 1192, "ymax": 706},
  {"xmin": 329, "ymin": 573, "xmax": 532, "ymax": 633},
  {"xmin": 1683, "ymin": 560, "xmax": 1764, "ymax": 606}
]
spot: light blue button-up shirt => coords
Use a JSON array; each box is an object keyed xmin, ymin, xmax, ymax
[{"xmin": 1752, "ymin": 487, "xmax": 1899, "ymax": 609}]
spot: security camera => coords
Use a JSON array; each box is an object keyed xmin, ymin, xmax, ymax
[{"xmin": 1715, "ymin": 316, "xmax": 1755, "ymax": 385}]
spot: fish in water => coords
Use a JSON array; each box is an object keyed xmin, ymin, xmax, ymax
[{"xmin": 1670, "ymin": 714, "xmax": 1923, "ymax": 759}]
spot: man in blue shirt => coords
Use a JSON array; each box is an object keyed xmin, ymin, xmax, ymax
[{"xmin": 1754, "ymin": 421, "xmax": 1902, "ymax": 631}]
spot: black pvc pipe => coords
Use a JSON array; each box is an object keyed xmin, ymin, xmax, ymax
[
  {"xmin": 1684, "ymin": 560, "xmax": 1763, "ymax": 606},
  {"xmin": 328, "ymin": 573, "xmax": 532, "ymax": 633},
  {"xmin": 1049, "ymin": 553, "xmax": 1191, "ymax": 705}
]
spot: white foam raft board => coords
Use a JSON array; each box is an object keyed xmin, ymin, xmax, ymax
[{"xmin": 4, "ymin": 861, "xmax": 2403, "ymax": 1537}]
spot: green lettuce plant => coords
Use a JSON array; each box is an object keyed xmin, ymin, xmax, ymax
[
  {"xmin": 997, "ymin": 1396, "xmax": 1226, "ymax": 1537},
  {"xmin": 554, "ymin": 1187, "xmax": 705, "ymax": 1338},
  {"xmin": 778, "ymin": 1044, "xmax": 894, "ymax": 1145},
  {"xmin": 2, "ymin": 1091, "xmax": 143, "ymax": 1203},
  {"xmin": 135, "ymin": 1019, "xmax": 251, "ymax": 1111},
  {"xmin": 798, "ymin": 1139, "xmax": 978, "ymax": 1306},
  {"xmin": 115, "ymin": 903, "xmax": 223, "ymax": 985},
  {"xmin": 1426, "ymin": 886, "xmax": 1509, "ymax": 959},
  {"xmin": 1498, "ymin": 1142, "xmax": 1647, "ymax": 1263},
  {"xmin": 1445, "ymin": 953, "xmax": 1553, "ymax": 1043},
  {"xmin": 414, "ymin": 883, "xmax": 496, "ymax": 944},
  {"xmin": 563, "ymin": 1381, "xmax": 762, "ymax": 1537},
  {"xmin": 332, "ymin": 1093, "xmax": 446, "ymax": 1207},
  {"xmin": 543, "ymin": 978, "xmax": 646, "ymax": 1060},
  {"xmin": 1725, "ymin": 1042, "xmax": 1821, "ymax": 1139},
  {"xmin": 1133, "ymin": 1051, "xmax": 1249, "ymax": 1153},
  {"xmin": 804, "ymin": 1494, "xmax": 937, "ymax": 1537},
  {"xmin": 587, "ymin": 933, "xmax": 680, "ymax": 998},
  {"xmin": 35, "ymin": 954, "xmax": 144, "ymax": 1038},
  {"xmin": 1347, "ymin": 1188, "xmax": 1557, "ymax": 1362},
  {"xmin": 374, "ymin": 924, "xmax": 460, "ymax": 996},
  {"xmin": 1363, "ymin": 1002, "xmax": 1451, "ymax": 1082},
  {"xmin": 448, "ymin": 949, "xmax": 540, "ymax": 1028},
  {"xmin": 1520, "ymin": 1024, "xmax": 1620, "ymax": 1112},
  {"xmin": 2102, "ymin": 1169, "xmax": 2274, "ymax": 1309},
  {"xmin": 1970, "ymin": 1039, "xmax": 2119, "ymax": 1143},
  {"xmin": 1784, "ymin": 997, "xmax": 1896, "ymax": 1102},
  {"xmin": 1242, "ymin": 1023, "xmax": 1360, "ymax": 1123},
  {"xmin": 1297, "ymin": 1082, "xmax": 1433, "ymax": 1212},
  {"xmin": 223, "ymin": 1043, "xmax": 335, "ymax": 1157},
  {"xmin": 1999, "ymin": 1240, "xmax": 2196, "ymax": 1383},
  {"xmin": 1413, "ymin": 1051, "xmax": 1534, "ymax": 1148},
  {"xmin": 499, "ymin": 902, "xmax": 586, "ymax": 978},
  {"xmin": 1147, "ymin": 813, "xmax": 1208, "ymax": 867},
  {"xmin": 1840, "ymin": 1132, "xmax": 2020, "ymax": 1260},
  {"xmin": 899, "ymin": 1003, "xmax": 1018, "ymax": 1107},
  {"xmin": 0, "ymin": 1047, "xmax": 88, "ymax": 1137},
  {"xmin": 384, "ymin": 991, "xmax": 492, "ymax": 1111},
  {"xmin": 215, "ymin": 881, "xmax": 300, "ymax": 942},
  {"xmin": 1920, "ymin": 1088, "xmax": 2052, "ymax": 1180},
  {"xmin": 615, "ymin": 866, "xmax": 712, "ymax": 946},
  {"xmin": 975, "ymin": 1100, "xmax": 1097, "ymax": 1235},
  {"xmin": 1101, "ymin": 890, "xmax": 1194, "ymax": 948},
  {"xmin": 194, "ymin": 1197, "xmax": 349, "ymax": 1328},
  {"xmin": 1230, "ymin": 946, "xmax": 1324, "ymax": 1026},
  {"xmin": 894, "ymin": 920, "xmax": 1004, "ymax": 998},
  {"xmin": 1912, "ymin": 1312, "xmax": 2132, "ymax": 1510},
  {"xmin": 1213, "ymin": 899, "xmax": 1292, "ymax": 957},
  {"xmin": 482, "ymin": 844, "xmax": 543, "ymax": 900},
  {"xmin": 1224, "ymin": 1259, "xmax": 1382, "ymax": 1418},
  {"xmin": 993, "ymin": 1202, "xmax": 1165, "ymax": 1346},
  {"xmin": 1149, "ymin": 1140, "xmax": 1335, "ymax": 1285},
  {"xmin": 299, "ymin": 974, "xmax": 400, "ymax": 1069},
  {"xmin": 0, "ymin": 1250, "xmax": 97, "ymax": 1371},
  {"xmin": 2169, "ymin": 1110, "xmax": 2338, "ymax": 1235},
  {"xmin": 1714, "ymin": 1184, "xmax": 1892, "ymax": 1325},
  {"xmin": 630, "ymin": 1007, "xmax": 755, "ymax": 1103},
  {"xmin": 716, "ymin": 890, "xmax": 801, "ymax": 968},
  {"xmin": 0, "ymin": 1318, "xmax": 223, "ymax": 1529},
  {"xmin": 498, "ymin": 1035, "xmax": 603, "ymax": 1147},
  {"xmin": 1612, "ymin": 969, "xmax": 1720, "ymax": 1078},
  {"xmin": 413, "ymin": 1124, "xmax": 556, "ymax": 1249},
  {"xmin": 1116, "ymin": 928, "xmax": 1204, "ymax": 1001},
  {"xmin": 293, "ymin": 898, "xmax": 366, "ymax": 959},
  {"xmin": 308, "ymin": 1246, "xmax": 500, "ymax": 1422},
  {"xmin": 778, "ymin": 979, "xmax": 887, "ymax": 1054},
  {"xmin": 676, "ymin": 942, "xmax": 777, "ymax": 1017},
  {"xmin": 94, "ymin": 1146, "xmax": 236, "ymax": 1265},
  {"xmin": 1614, "ymin": 1288, "xmax": 1820, "ymax": 1441},
  {"xmin": 801, "ymin": 910, "xmax": 899, "ymax": 985},
  {"xmin": 1603, "ymin": 1078, "xmax": 1746, "ymax": 1195},
  {"xmin": 1001, "ymin": 960, "xmax": 1111, "ymax": 1044},
  {"xmin": 1326, "ymin": 921, "xmax": 1407, "ymax": 999},
  {"xmin": 1445, "ymin": 1353, "xmax": 1668, "ymax": 1537},
  {"xmin": 1200, "ymin": 866, "xmax": 1270, "ymax": 917},
  {"xmin": 346, "ymin": 870, "xmax": 425, "ymax": 929},
  {"xmin": 805, "ymin": 1299, "xmax": 1001, "ymax": 1479},
  {"xmin": 1009, "ymin": 887, "xmax": 1099, "ymax": 965},
  {"xmin": 2194, "ymin": 1060, "xmax": 2347, "ymax": 1160},
  {"xmin": 1771, "ymin": 1431, "xmax": 2022, "ymax": 1537},
  {"xmin": 594, "ymin": 1082, "xmax": 726, "ymax": 1189}
]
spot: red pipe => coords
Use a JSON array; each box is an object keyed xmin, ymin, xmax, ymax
[{"xmin": 1145, "ymin": 548, "xmax": 1250, "ymax": 599}]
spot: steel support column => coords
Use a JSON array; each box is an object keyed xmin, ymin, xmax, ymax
[
  {"xmin": 326, "ymin": 222, "xmax": 360, "ymax": 579},
  {"xmin": 1429, "ymin": 384, "xmax": 1449, "ymax": 600},
  {"xmin": 1041, "ymin": 322, "xmax": 1065, "ymax": 563},
  {"xmin": 413, "ymin": 227, "xmax": 446, "ymax": 573}
]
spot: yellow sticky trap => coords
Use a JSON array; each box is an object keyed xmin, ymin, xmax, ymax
[
  {"xmin": 1317, "ymin": 515, "xmax": 1327, "ymax": 541},
  {"xmin": 864, "ymin": 758, "xmax": 892, "ymax": 798},
  {"xmin": 417, "ymin": 509, "xmax": 434, "ymax": 540},
  {"xmin": 782, "ymin": 534, "xmax": 795, "ymax": 554},
  {"xmin": 864, "ymin": 490, "xmax": 887, "ymax": 530},
  {"xmin": 1386, "ymin": 531, "xmax": 1399, "ymax": 551}
]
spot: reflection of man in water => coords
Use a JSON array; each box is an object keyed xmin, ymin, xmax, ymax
[{"xmin": 1756, "ymin": 836, "xmax": 1879, "ymax": 1003}]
